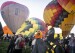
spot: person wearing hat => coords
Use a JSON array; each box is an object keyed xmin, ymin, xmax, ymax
[{"xmin": 32, "ymin": 30, "xmax": 46, "ymax": 53}]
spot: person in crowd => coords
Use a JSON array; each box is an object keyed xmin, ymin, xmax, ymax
[
  {"xmin": 14, "ymin": 34, "xmax": 25, "ymax": 53},
  {"xmin": 24, "ymin": 37, "xmax": 29, "ymax": 45},
  {"xmin": 6, "ymin": 34, "xmax": 10, "ymax": 42},
  {"xmin": 45, "ymin": 26, "xmax": 56, "ymax": 53},
  {"xmin": 64, "ymin": 36, "xmax": 70, "ymax": 53},
  {"xmin": 0, "ymin": 38, "xmax": 2, "ymax": 44},
  {"xmin": 68, "ymin": 33, "xmax": 75, "ymax": 53},
  {"xmin": 31, "ymin": 38, "xmax": 36, "ymax": 49},
  {"xmin": 7, "ymin": 36, "xmax": 15, "ymax": 53},
  {"xmin": 55, "ymin": 34, "xmax": 60, "ymax": 45},
  {"xmin": 14, "ymin": 35, "xmax": 18, "ymax": 42},
  {"xmin": 32, "ymin": 30, "xmax": 46, "ymax": 53},
  {"xmin": 29, "ymin": 37, "xmax": 32, "ymax": 47},
  {"xmin": 45, "ymin": 26, "xmax": 65, "ymax": 53}
]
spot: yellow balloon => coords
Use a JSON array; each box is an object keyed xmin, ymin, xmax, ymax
[
  {"xmin": 16, "ymin": 22, "xmax": 28, "ymax": 35},
  {"xmin": 21, "ymin": 22, "xmax": 26, "ymax": 28},
  {"xmin": 29, "ymin": 28, "xmax": 35, "ymax": 33},
  {"xmin": 60, "ymin": 13, "xmax": 75, "ymax": 36},
  {"xmin": 16, "ymin": 28, "xmax": 23, "ymax": 35},
  {"xmin": 33, "ymin": 24, "xmax": 39, "ymax": 30},
  {"xmin": 20, "ymin": 32, "xmax": 25, "ymax": 36},
  {"xmin": 24, "ymin": 31, "xmax": 31, "ymax": 36}
]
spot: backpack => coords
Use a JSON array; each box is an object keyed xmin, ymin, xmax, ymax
[{"xmin": 19, "ymin": 38, "xmax": 25, "ymax": 48}]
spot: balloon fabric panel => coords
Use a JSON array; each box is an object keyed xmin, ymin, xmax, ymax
[
  {"xmin": 1, "ymin": 1, "xmax": 16, "ymax": 9},
  {"xmin": 57, "ymin": 0, "xmax": 75, "ymax": 13},
  {"xmin": 43, "ymin": 0, "xmax": 62, "ymax": 26}
]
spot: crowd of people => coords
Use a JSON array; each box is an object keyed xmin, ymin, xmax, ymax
[{"xmin": 0, "ymin": 28, "xmax": 75, "ymax": 53}]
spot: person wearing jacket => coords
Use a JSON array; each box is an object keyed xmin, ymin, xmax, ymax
[
  {"xmin": 14, "ymin": 34, "xmax": 25, "ymax": 53},
  {"xmin": 32, "ymin": 30, "xmax": 46, "ymax": 53}
]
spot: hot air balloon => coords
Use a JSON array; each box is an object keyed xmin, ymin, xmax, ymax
[
  {"xmin": 16, "ymin": 17, "xmax": 47, "ymax": 37},
  {"xmin": 1, "ymin": 1, "xmax": 29, "ymax": 33},
  {"xmin": 43, "ymin": 0, "xmax": 75, "ymax": 37},
  {"xmin": 57, "ymin": 0, "xmax": 75, "ymax": 13}
]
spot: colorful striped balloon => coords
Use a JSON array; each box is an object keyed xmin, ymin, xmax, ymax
[
  {"xmin": 43, "ymin": 0, "xmax": 75, "ymax": 37},
  {"xmin": 57, "ymin": 0, "xmax": 75, "ymax": 13},
  {"xmin": 43, "ymin": 0, "xmax": 63, "ymax": 27},
  {"xmin": 16, "ymin": 17, "xmax": 47, "ymax": 37}
]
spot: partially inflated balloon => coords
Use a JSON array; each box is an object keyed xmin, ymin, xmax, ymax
[
  {"xmin": 1, "ymin": 1, "xmax": 29, "ymax": 33},
  {"xmin": 16, "ymin": 17, "xmax": 47, "ymax": 37},
  {"xmin": 57, "ymin": 0, "xmax": 75, "ymax": 13},
  {"xmin": 3, "ymin": 26, "xmax": 13, "ymax": 35}
]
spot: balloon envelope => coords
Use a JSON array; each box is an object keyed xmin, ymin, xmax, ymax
[
  {"xmin": 57, "ymin": 0, "xmax": 75, "ymax": 13},
  {"xmin": 60, "ymin": 13, "xmax": 75, "ymax": 37},
  {"xmin": 1, "ymin": 1, "xmax": 29, "ymax": 33},
  {"xmin": 16, "ymin": 17, "xmax": 47, "ymax": 37}
]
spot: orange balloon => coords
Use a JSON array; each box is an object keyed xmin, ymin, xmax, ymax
[{"xmin": 3, "ymin": 26, "xmax": 13, "ymax": 35}]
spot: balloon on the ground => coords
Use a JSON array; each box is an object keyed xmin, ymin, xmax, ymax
[
  {"xmin": 16, "ymin": 17, "xmax": 47, "ymax": 37},
  {"xmin": 1, "ymin": 1, "xmax": 29, "ymax": 33},
  {"xmin": 57, "ymin": 0, "xmax": 75, "ymax": 13},
  {"xmin": 3, "ymin": 26, "xmax": 13, "ymax": 35}
]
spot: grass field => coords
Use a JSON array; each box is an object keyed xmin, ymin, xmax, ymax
[
  {"xmin": 0, "ymin": 40, "xmax": 31, "ymax": 53},
  {"xmin": 0, "ymin": 40, "xmax": 9, "ymax": 53}
]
